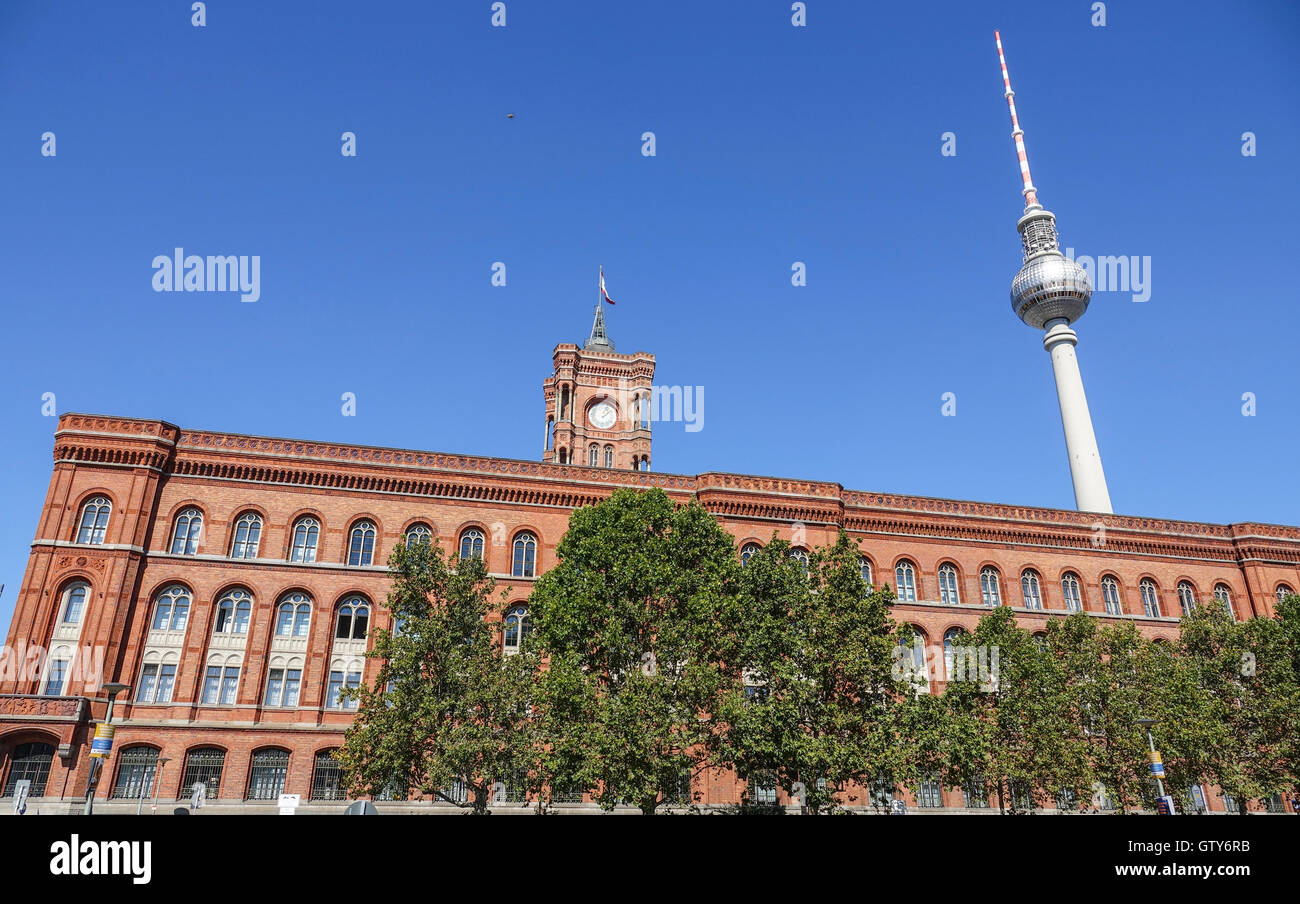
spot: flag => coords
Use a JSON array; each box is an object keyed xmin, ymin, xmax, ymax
[{"xmin": 599, "ymin": 267, "xmax": 615, "ymax": 304}]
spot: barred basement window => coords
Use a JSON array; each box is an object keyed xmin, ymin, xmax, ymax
[
  {"xmin": 2, "ymin": 742, "xmax": 55, "ymax": 797},
  {"xmin": 663, "ymin": 769, "xmax": 692, "ymax": 806},
  {"xmin": 311, "ymin": 751, "xmax": 345, "ymax": 801},
  {"xmin": 749, "ymin": 771, "xmax": 777, "ymax": 807},
  {"xmin": 551, "ymin": 785, "xmax": 585, "ymax": 804},
  {"xmin": 76, "ymin": 496, "xmax": 111, "ymax": 544},
  {"xmin": 963, "ymin": 775, "xmax": 990, "ymax": 809},
  {"xmin": 1056, "ymin": 788, "xmax": 1079, "ymax": 811},
  {"xmin": 499, "ymin": 770, "xmax": 528, "ymax": 803},
  {"xmin": 181, "ymin": 748, "xmax": 225, "ymax": 799},
  {"xmin": 916, "ymin": 775, "xmax": 943, "ymax": 808},
  {"xmin": 246, "ymin": 749, "xmax": 290, "ymax": 800},
  {"xmin": 438, "ymin": 777, "xmax": 469, "ymax": 805},
  {"xmin": 1009, "ymin": 780, "xmax": 1033, "ymax": 811},
  {"xmin": 111, "ymin": 747, "xmax": 159, "ymax": 800}
]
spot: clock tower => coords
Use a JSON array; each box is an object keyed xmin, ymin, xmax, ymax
[{"xmin": 543, "ymin": 301, "xmax": 654, "ymax": 470}]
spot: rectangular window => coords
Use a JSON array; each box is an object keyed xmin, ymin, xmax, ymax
[
  {"xmin": 220, "ymin": 668, "xmax": 240, "ymax": 705},
  {"xmin": 43, "ymin": 659, "xmax": 69, "ymax": 695},
  {"xmin": 137, "ymin": 664, "xmax": 158, "ymax": 702},
  {"xmin": 201, "ymin": 666, "xmax": 239, "ymax": 704},
  {"xmin": 264, "ymin": 668, "xmax": 303, "ymax": 707},
  {"xmin": 155, "ymin": 664, "xmax": 176, "ymax": 703}
]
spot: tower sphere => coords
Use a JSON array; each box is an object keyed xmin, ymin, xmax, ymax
[{"xmin": 1010, "ymin": 251, "xmax": 1092, "ymax": 329}]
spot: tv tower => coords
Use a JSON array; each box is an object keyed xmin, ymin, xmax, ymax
[{"xmin": 996, "ymin": 31, "xmax": 1113, "ymax": 514}]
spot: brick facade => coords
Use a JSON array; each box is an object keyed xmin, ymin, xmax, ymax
[{"xmin": 2, "ymin": 382, "xmax": 1298, "ymax": 812}]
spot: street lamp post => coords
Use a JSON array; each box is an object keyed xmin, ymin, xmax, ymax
[
  {"xmin": 82, "ymin": 682, "xmax": 131, "ymax": 815},
  {"xmin": 1137, "ymin": 717, "xmax": 1167, "ymax": 806},
  {"xmin": 152, "ymin": 757, "xmax": 171, "ymax": 815}
]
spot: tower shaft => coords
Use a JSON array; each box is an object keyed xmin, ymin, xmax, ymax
[{"xmin": 1044, "ymin": 322, "xmax": 1113, "ymax": 513}]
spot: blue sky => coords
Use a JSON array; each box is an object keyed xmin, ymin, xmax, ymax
[{"xmin": 1, "ymin": 0, "xmax": 1297, "ymax": 634}]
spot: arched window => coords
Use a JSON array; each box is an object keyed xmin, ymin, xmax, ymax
[
  {"xmin": 151, "ymin": 585, "xmax": 191, "ymax": 632},
  {"xmin": 2, "ymin": 742, "xmax": 55, "ymax": 797},
  {"xmin": 246, "ymin": 749, "xmax": 290, "ymax": 800},
  {"xmin": 741, "ymin": 543, "xmax": 761, "ymax": 567},
  {"xmin": 1213, "ymin": 584, "xmax": 1234, "ymax": 621},
  {"xmin": 111, "ymin": 746, "xmax": 159, "ymax": 800},
  {"xmin": 790, "ymin": 548, "xmax": 810, "ymax": 576},
  {"xmin": 1140, "ymin": 579, "xmax": 1161, "ymax": 618},
  {"xmin": 230, "ymin": 512, "xmax": 262, "ymax": 559},
  {"xmin": 76, "ymin": 496, "xmax": 111, "ymax": 544},
  {"xmin": 214, "ymin": 588, "xmax": 252, "ymax": 635},
  {"xmin": 275, "ymin": 593, "xmax": 312, "ymax": 637},
  {"xmin": 290, "ymin": 517, "xmax": 320, "ymax": 563},
  {"xmin": 1101, "ymin": 576, "xmax": 1122, "ymax": 615},
  {"xmin": 1062, "ymin": 573, "xmax": 1083, "ymax": 613},
  {"xmin": 311, "ymin": 750, "xmax": 345, "ymax": 801},
  {"xmin": 1278, "ymin": 584, "xmax": 1296, "ymax": 604},
  {"xmin": 860, "ymin": 557, "xmax": 873, "ymax": 585},
  {"xmin": 405, "ymin": 523, "xmax": 433, "ymax": 548},
  {"xmin": 604, "ymin": 445, "xmax": 614, "ymax": 468},
  {"xmin": 170, "ymin": 508, "xmax": 203, "ymax": 555},
  {"xmin": 895, "ymin": 560, "xmax": 917, "ymax": 602},
  {"xmin": 512, "ymin": 532, "xmax": 537, "ymax": 578},
  {"xmin": 59, "ymin": 581, "xmax": 90, "ymax": 625},
  {"xmin": 348, "ymin": 521, "xmax": 377, "ymax": 566},
  {"xmin": 459, "ymin": 528, "xmax": 485, "ymax": 560},
  {"xmin": 1021, "ymin": 570, "xmax": 1042, "ymax": 610},
  {"xmin": 980, "ymin": 567, "xmax": 1001, "ymax": 607},
  {"xmin": 1177, "ymin": 581, "xmax": 1196, "ymax": 615},
  {"xmin": 943, "ymin": 627, "xmax": 964, "ymax": 680},
  {"xmin": 902, "ymin": 627, "xmax": 929, "ymax": 690},
  {"xmin": 503, "ymin": 605, "xmax": 531, "ymax": 654},
  {"xmin": 335, "ymin": 597, "xmax": 370, "ymax": 640},
  {"xmin": 589, "ymin": 444, "xmax": 599, "ymax": 467},
  {"xmin": 938, "ymin": 563, "xmax": 960, "ymax": 605},
  {"xmin": 181, "ymin": 747, "xmax": 225, "ymax": 800}
]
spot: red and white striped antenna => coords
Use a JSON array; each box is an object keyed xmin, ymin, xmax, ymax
[{"xmin": 995, "ymin": 30, "xmax": 1040, "ymax": 210}]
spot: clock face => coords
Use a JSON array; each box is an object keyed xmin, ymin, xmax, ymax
[{"xmin": 588, "ymin": 402, "xmax": 617, "ymax": 430}]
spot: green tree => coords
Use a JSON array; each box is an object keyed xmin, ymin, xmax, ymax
[
  {"xmin": 528, "ymin": 488, "xmax": 743, "ymax": 814},
  {"xmin": 336, "ymin": 538, "xmax": 539, "ymax": 814},
  {"xmin": 1046, "ymin": 613, "xmax": 1162, "ymax": 813},
  {"xmin": 1177, "ymin": 602, "xmax": 1300, "ymax": 813},
  {"xmin": 939, "ymin": 607, "xmax": 1080, "ymax": 814},
  {"xmin": 715, "ymin": 532, "xmax": 905, "ymax": 813}
]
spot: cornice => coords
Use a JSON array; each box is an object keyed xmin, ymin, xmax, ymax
[{"xmin": 48, "ymin": 415, "xmax": 1300, "ymax": 563}]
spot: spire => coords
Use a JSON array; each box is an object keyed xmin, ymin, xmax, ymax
[
  {"xmin": 584, "ymin": 268, "xmax": 615, "ymax": 352},
  {"xmin": 995, "ymin": 30, "xmax": 1039, "ymax": 211}
]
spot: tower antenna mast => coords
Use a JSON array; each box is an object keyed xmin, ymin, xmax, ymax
[{"xmin": 996, "ymin": 30, "xmax": 1113, "ymax": 514}]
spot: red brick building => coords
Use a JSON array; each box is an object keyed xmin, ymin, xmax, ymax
[{"xmin": 2, "ymin": 325, "xmax": 1298, "ymax": 813}]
